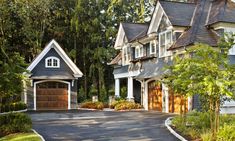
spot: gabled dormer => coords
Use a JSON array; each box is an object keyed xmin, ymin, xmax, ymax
[{"xmin": 114, "ymin": 23, "xmax": 148, "ymax": 66}]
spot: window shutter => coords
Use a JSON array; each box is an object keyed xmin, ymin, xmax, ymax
[{"xmin": 131, "ymin": 47, "xmax": 135, "ymax": 60}]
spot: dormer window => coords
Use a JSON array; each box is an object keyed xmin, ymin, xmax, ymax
[
  {"xmin": 150, "ymin": 40, "xmax": 157, "ymax": 55},
  {"xmin": 45, "ymin": 57, "xmax": 60, "ymax": 68},
  {"xmin": 159, "ymin": 30, "xmax": 172, "ymax": 57},
  {"xmin": 135, "ymin": 46, "xmax": 144, "ymax": 58}
]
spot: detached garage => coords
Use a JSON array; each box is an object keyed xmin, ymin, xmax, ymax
[{"xmin": 24, "ymin": 39, "xmax": 83, "ymax": 110}]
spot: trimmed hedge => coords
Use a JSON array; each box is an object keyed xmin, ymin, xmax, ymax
[
  {"xmin": 110, "ymin": 100, "xmax": 142, "ymax": 111},
  {"xmin": 0, "ymin": 102, "xmax": 27, "ymax": 113},
  {"xmin": 80, "ymin": 101, "xmax": 104, "ymax": 110},
  {"xmin": 0, "ymin": 113, "xmax": 32, "ymax": 137}
]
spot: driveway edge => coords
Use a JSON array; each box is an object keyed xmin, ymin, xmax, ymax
[
  {"xmin": 32, "ymin": 129, "xmax": 45, "ymax": 141},
  {"xmin": 165, "ymin": 117, "xmax": 188, "ymax": 141}
]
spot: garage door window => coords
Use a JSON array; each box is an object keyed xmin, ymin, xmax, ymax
[{"xmin": 37, "ymin": 82, "xmax": 68, "ymax": 89}]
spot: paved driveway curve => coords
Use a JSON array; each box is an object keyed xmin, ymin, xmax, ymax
[{"xmin": 28, "ymin": 110, "xmax": 179, "ymax": 141}]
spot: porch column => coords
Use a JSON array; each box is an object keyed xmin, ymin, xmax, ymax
[
  {"xmin": 165, "ymin": 89, "xmax": 169, "ymax": 113},
  {"xmin": 127, "ymin": 77, "xmax": 134, "ymax": 101},
  {"xmin": 188, "ymin": 96, "xmax": 192, "ymax": 111},
  {"xmin": 115, "ymin": 78, "xmax": 120, "ymax": 97},
  {"xmin": 163, "ymin": 83, "xmax": 169, "ymax": 113}
]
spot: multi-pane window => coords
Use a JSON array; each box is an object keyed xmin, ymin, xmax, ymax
[
  {"xmin": 45, "ymin": 57, "xmax": 60, "ymax": 68},
  {"xmin": 135, "ymin": 46, "xmax": 143, "ymax": 58},
  {"xmin": 159, "ymin": 30, "xmax": 172, "ymax": 57},
  {"xmin": 150, "ymin": 40, "xmax": 157, "ymax": 54},
  {"xmin": 123, "ymin": 45, "xmax": 131, "ymax": 65}
]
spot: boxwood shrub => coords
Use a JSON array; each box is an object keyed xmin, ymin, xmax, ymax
[
  {"xmin": 0, "ymin": 113, "xmax": 32, "ymax": 137},
  {"xmin": 0, "ymin": 102, "xmax": 27, "ymax": 113},
  {"xmin": 110, "ymin": 100, "xmax": 142, "ymax": 111},
  {"xmin": 80, "ymin": 101, "xmax": 104, "ymax": 110}
]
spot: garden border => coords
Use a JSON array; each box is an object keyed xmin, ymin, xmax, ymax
[
  {"xmin": 32, "ymin": 129, "xmax": 45, "ymax": 141},
  {"xmin": 0, "ymin": 109, "xmax": 27, "ymax": 115},
  {"xmin": 165, "ymin": 117, "xmax": 188, "ymax": 141}
]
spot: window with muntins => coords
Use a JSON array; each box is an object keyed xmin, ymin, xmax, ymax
[
  {"xmin": 159, "ymin": 30, "xmax": 172, "ymax": 57},
  {"xmin": 135, "ymin": 46, "xmax": 143, "ymax": 58},
  {"xmin": 123, "ymin": 45, "xmax": 131, "ymax": 65},
  {"xmin": 150, "ymin": 40, "xmax": 157, "ymax": 55},
  {"xmin": 45, "ymin": 56, "xmax": 60, "ymax": 68}
]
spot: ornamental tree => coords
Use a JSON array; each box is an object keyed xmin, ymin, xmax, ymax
[{"xmin": 163, "ymin": 43, "xmax": 235, "ymax": 139}]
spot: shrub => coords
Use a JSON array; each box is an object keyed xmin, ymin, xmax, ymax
[
  {"xmin": 120, "ymin": 87, "xmax": 127, "ymax": 99},
  {"xmin": 113, "ymin": 100, "xmax": 142, "ymax": 111},
  {"xmin": 80, "ymin": 101, "xmax": 104, "ymax": 110},
  {"xmin": 0, "ymin": 102, "xmax": 27, "ymax": 113},
  {"xmin": 217, "ymin": 124, "xmax": 235, "ymax": 141},
  {"xmin": 186, "ymin": 111, "xmax": 210, "ymax": 132},
  {"xmin": 0, "ymin": 113, "xmax": 32, "ymax": 137},
  {"xmin": 200, "ymin": 131, "xmax": 212, "ymax": 141}
]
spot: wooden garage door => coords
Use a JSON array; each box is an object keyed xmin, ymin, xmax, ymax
[
  {"xmin": 36, "ymin": 82, "xmax": 68, "ymax": 110},
  {"xmin": 148, "ymin": 81, "xmax": 162, "ymax": 111},
  {"xmin": 169, "ymin": 90, "xmax": 188, "ymax": 114}
]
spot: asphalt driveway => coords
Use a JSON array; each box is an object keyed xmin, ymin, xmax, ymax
[{"xmin": 28, "ymin": 110, "xmax": 179, "ymax": 141}]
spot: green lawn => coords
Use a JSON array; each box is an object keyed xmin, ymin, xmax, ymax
[{"xmin": 0, "ymin": 133, "xmax": 42, "ymax": 141}]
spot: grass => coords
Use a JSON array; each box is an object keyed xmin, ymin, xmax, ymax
[{"xmin": 0, "ymin": 133, "xmax": 42, "ymax": 141}]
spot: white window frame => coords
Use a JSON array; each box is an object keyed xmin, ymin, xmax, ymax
[
  {"xmin": 159, "ymin": 30, "xmax": 172, "ymax": 58},
  {"xmin": 135, "ymin": 46, "xmax": 144, "ymax": 58},
  {"xmin": 150, "ymin": 40, "xmax": 157, "ymax": 55},
  {"xmin": 122, "ymin": 45, "xmax": 130, "ymax": 65},
  {"xmin": 45, "ymin": 56, "xmax": 60, "ymax": 68}
]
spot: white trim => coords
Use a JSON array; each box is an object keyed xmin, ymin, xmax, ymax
[
  {"xmin": 23, "ymin": 80, "xmax": 27, "ymax": 104},
  {"xmin": 32, "ymin": 129, "xmax": 45, "ymax": 141},
  {"xmin": 33, "ymin": 80, "xmax": 71, "ymax": 110},
  {"xmin": 115, "ymin": 78, "xmax": 120, "ymax": 97},
  {"xmin": 114, "ymin": 24, "xmax": 125, "ymax": 49},
  {"xmin": 159, "ymin": 30, "xmax": 173, "ymax": 58},
  {"xmin": 45, "ymin": 56, "xmax": 60, "ymax": 68},
  {"xmin": 127, "ymin": 77, "xmax": 134, "ymax": 100},
  {"xmin": 27, "ymin": 39, "xmax": 83, "ymax": 78},
  {"xmin": 114, "ymin": 71, "xmax": 140, "ymax": 79},
  {"xmin": 135, "ymin": 45, "xmax": 144, "ymax": 58},
  {"xmin": 165, "ymin": 117, "xmax": 188, "ymax": 141},
  {"xmin": 148, "ymin": 1, "xmax": 172, "ymax": 34},
  {"xmin": 150, "ymin": 40, "xmax": 157, "ymax": 55}
]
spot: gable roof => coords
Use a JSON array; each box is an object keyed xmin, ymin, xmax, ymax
[
  {"xmin": 169, "ymin": 0, "xmax": 220, "ymax": 50},
  {"xmin": 207, "ymin": 0, "xmax": 235, "ymax": 25},
  {"xmin": 114, "ymin": 23, "xmax": 149, "ymax": 49},
  {"xmin": 122, "ymin": 23, "xmax": 149, "ymax": 42},
  {"xmin": 108, "ymin": 51, "xmax": 122, "ymax": 65},
  {"xmin": 27, "ymin": 39, "xmax": 83, "ymax": 78},
  {"xmin": 159, "ymin": 1, "xmax": 196, "ymax": 27}
]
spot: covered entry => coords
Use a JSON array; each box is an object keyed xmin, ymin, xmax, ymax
[
  {"xmin": 148, "ymin": 81, "xmax": 162, "ymax": 111},
  {"xmin": 36, "ymin": 81, "xmax": 69, "ymax": 110}
]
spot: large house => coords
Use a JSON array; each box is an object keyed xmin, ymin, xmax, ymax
[
  {"xmin": 24, "ymin": 39, "xmax": 83, "ymax": 110},
  {"xmin": 109, "ymin": 0, "xmax": 235, "ymax": 113}
]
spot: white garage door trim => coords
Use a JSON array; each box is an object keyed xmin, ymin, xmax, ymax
[{"xmin": 33, "ymin": 80, "xmax": 71, "ymax": 110}]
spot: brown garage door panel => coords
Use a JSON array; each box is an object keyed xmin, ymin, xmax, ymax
[
  {"xmin": 36, "ymin": 88, "xmax": 68, "ymax": 110},
  {"xmin": 37, "ymin": 95, "xmax": 68, "ymax": 101}
]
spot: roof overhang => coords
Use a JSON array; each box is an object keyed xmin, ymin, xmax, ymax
[{"xmin": 27, "ymin": 39, "xmax": 83, "ymax": 77}]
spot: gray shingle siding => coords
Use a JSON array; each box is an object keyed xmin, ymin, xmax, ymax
[{"xmin": 31, "ymin": 48, "xmax": 75, "ymax": 79}]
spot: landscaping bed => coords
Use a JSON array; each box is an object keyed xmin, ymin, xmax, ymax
[
  {"xmin": 0, "ymin": 132, "xmax": 42, "ymax": 141},
  {"xmin": 170, "ymin": 111, "xmax": 235, "ymax": 141},
  {"xmin": 79, "ymin": 100, "xmax": 143, "ymax": 111},
  {"xmin": 0, "ymin": 113, "xmax": 32, "ymax": 138}
]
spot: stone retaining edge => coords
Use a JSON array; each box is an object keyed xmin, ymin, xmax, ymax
[
  {"xmin": 165, "ymin": 117, "xmax": 188, "ymax": 141},
  {"xmin": 32, "ymin": 129, "xmax": 45, "ymax": 141},
  {"xmin": 0, "ymin": 109, "xmax": 27, "ymax": 115}
]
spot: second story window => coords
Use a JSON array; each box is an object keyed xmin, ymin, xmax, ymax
[
  {"xmin": 150, "ymin": 40, "xmax": 157, "ymax": 55},
  {"xmin": 123, "ymin": 45, "xmax": 131, "ymax": 65},
  {"xmin": 159, "ymin": 30, "xmax": 172, "ymax": 57},
  {"xmin": 135, "ymin": 46, "xmax": 143, "ymax": 58},
  {"xmin": 45, "ymin": 56, "xmax": 60, "ymax": 68}
]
